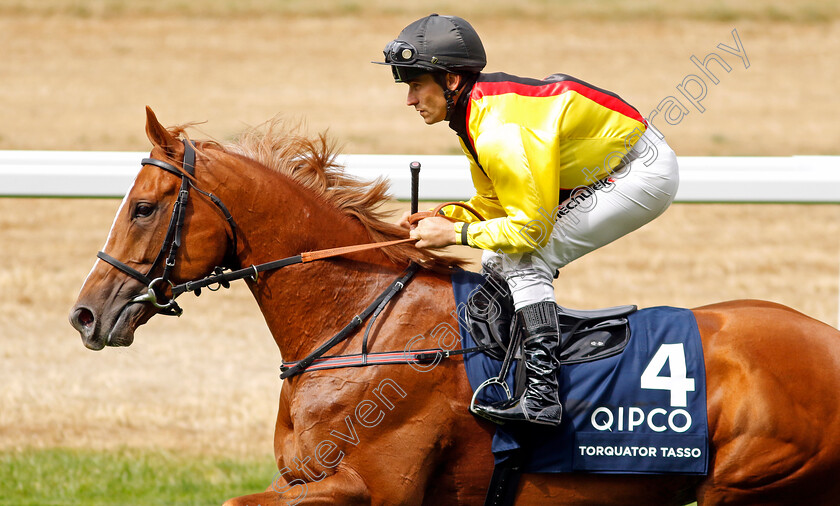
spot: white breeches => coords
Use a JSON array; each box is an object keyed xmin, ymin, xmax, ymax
[{"xmin": 482, "ymin": 127, "xmax": 679, "ymax": 310}]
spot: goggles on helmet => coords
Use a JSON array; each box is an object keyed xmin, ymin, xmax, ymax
[
  {"xmin": 391, "ymin": 65, "xmax": 433, "ymax": 83},
  {"xmin": 384, "ymin": 40, "xmax": 421, "ymax": 65},
  {"xmin": 382, "ymin": 40, "xmax": 437, "ymax": 82}
]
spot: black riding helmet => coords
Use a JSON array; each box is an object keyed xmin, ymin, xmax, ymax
[
  {"xmin": 374, "ymin": 14, "xmax": 486, "ymax": 121},
  {"xmin": 374, "ymin": 13, "xmax": 487, "ymax": 83}
]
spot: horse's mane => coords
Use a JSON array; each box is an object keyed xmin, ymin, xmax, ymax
[{"xmin": 177, "ymin": 119, "xmax": 462, "ymax": 271}]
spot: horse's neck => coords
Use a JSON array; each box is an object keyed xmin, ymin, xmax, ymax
[
  {"xmin": 210, "ymin": 159, "xmax": 404, "ymax": 360},
  {"xmin": 253, "ymin": 259, "xmax": 403, "ymax": 361}
]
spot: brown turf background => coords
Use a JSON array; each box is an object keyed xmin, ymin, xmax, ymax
[{"xmin": 1, "ymin": 1, "xmax": 838, "ymax": 457}]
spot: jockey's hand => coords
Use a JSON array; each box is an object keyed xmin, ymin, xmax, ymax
[
  {"xmin": 410, "ymin": 217, "xmax": 456, "ymax": 249},
  {"xmin": 396, "ymin": 211, "xmax": 412, "ymax": 230}
]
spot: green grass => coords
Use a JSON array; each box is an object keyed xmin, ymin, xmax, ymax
[
  {"xmin": 0, "ymin": 448, "xmax": 703, "ymax": 505},
  {"xmin": 0, "ymin": 448, "xmax": 277, "ymax": 506}
]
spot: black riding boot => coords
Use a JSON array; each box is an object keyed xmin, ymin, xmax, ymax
[{"xmin": 473, "ymin": 301, "xmax": 563, "ymax": 426}]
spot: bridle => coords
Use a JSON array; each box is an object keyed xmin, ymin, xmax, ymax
[
  {"xmin": 96, "ymin": 139, "xmax": 419, "ymax": 318},
  {"xmin": 94, "ymin": 141, "xmax": 488, "ymax": 377},
  {"xmin": 97, "ymin": 139, "xmax": 239, "ymax": 317}
]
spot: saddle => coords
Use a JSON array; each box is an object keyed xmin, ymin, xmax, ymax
[
  {"xmin": 466, "ymin": 268, "xmax": 636, "ymax": 366},
  {"xmin": 464, "ymin": 269, "xmax": 637, "ymax": 506}
]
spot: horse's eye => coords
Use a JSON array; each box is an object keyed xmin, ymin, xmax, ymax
[{"xmin": 134, "ymin": 202, "xmax": 155, "ymax": 218}]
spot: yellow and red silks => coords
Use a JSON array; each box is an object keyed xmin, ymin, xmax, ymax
[{"xmin": 445, "ymin": 72, "xmax": 647, "ymax": 253}]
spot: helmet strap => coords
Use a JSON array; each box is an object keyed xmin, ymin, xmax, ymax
[
  {"xmin": 433, "ymin": 72, "xmax": 461, "ymax": 122},
  {"xmin": 443, "ymin": 89, "xmax": 458, "ymax": 121}
]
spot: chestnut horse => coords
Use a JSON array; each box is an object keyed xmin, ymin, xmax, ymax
[{"xmin": 70, "ymin": 108, "xmax": 840, "ymax": 505}]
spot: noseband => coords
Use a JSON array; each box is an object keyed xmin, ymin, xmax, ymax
[{"xmin": 97, "ymin": 140, "xmax": 238, "ymax": 316}]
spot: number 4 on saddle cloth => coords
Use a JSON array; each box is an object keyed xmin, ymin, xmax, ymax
[{"xmin": 452, "ymin": 268, "xmax": 709, "ymax": 475}]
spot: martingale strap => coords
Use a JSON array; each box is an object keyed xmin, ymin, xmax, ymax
[
  {"xmin": 281, "ymin": 349, "xmax": 444, "ymax": 373},
  {"xmin": 279, "ymin": 338, "xmax": 500, "ymax": 376},
  {"xmin": 280, "ymin": 262, "xmax": 420, "ymax": 379}
]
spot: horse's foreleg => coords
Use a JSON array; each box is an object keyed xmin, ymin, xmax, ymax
[{"xmin": 222, "ymin": 466, "xmax": 371, "ymax": 506}]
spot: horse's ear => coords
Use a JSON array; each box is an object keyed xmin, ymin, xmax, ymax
[{"xmin": 145, "ymin": 106, "xmax": 178, "ymax": 153}]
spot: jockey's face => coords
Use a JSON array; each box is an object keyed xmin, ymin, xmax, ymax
[{"xmin": 405, "ymin": 73, "xmax": 457, "ymax": 125}]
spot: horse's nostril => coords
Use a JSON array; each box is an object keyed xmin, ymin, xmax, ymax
[
  {"xmin": 74, "ymin": 307, "xmax": 95, "ymax": 328},
  {"xmin": 70, "ymin": 305, "xmax": 105, "ymax": 350},
  {"xmin": 79, "ymin": 309, "xmax": 94, "ymax": 326}
]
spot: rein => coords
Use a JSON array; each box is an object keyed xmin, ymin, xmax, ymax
[
  {"xmin": 187, "ymin": 200, "xmax": 482, "ymax": 298},
  {"xmin": 96, "ymin": 142, "xmax": 486, "ymax": 377},
  {"xmin": 169, "ymin": 237, "xmax": 415, "ymax": 298}
]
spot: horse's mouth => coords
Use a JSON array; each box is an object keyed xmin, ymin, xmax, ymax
[
  {"xmin": 106, "ymin": 302, "xmax": 142, "ymax": 348},
  {"xmin": 71, "ymin": 300, "xmax": 149, "ymax": 351}
]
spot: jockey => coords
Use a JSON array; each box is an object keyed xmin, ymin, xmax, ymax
[{"xmin": 375, "ymin": 14, "xmax": 679, "ymax": 426}]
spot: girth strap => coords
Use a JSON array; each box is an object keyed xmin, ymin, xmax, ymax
[{"xmin": 484, "ymin": 451, "xmax": 524, "ymax": 506}]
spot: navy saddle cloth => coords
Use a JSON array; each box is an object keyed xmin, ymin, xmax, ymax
[{"xmin": 452, "ymin": 269, "xmax": 709, "ymax": 475}]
